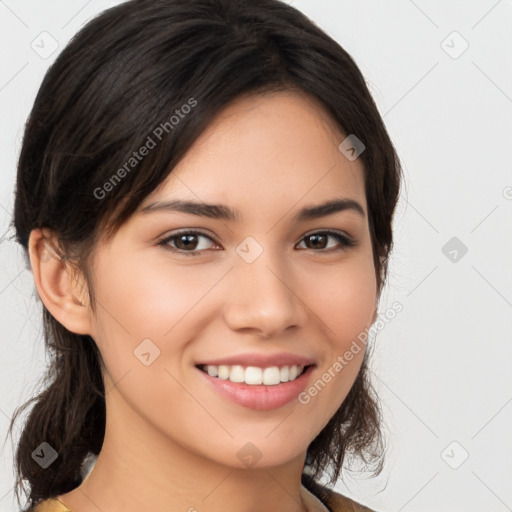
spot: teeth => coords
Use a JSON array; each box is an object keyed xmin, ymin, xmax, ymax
[
  {"xmin": 245, "ymin": 366, "xmax": 263, "ymax": 385},
  {"xmin": 229, "ymin": 365, "xmax": 245, "ymax": 383},
  {"xmin": 201, "ymin": 364, "xmax": 306, "ymax": 385},
  {"xmin": 263, "ymin": 367, "xmax": 280, "ymax": 385},
  {"xmin": 218, "ymin": 365, "xmax": 229, "ymax": 380}
]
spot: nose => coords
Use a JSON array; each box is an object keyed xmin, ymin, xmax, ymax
[{"xmin": 223, "ymin": 245, "xmax": 307, "ymax": 339}]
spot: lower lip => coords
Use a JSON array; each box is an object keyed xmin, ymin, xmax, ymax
[{"xmin": 196, "ymin": 366, "xmax": 314, "ymax": 410}]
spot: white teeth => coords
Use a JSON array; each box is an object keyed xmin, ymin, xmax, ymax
[
  {"xmin": 201, "ymin": 363, "xmax": 307, "ymax": 385},
  {"xmin": 218, "ymin": 365, "xmax": 229, "ymax": 380},
  {"xmin": 229, "ymin": 365, "xmax": 245, "ymax": 383},
  {"xmin": 245, "ymin": 366, "xmax": 263, "ymax": 385},
  {"xmin": 263, "ymin": 367, "xmax": 281, "ymax": 385}
]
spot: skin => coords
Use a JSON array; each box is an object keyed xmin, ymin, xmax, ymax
[{"xmin": 29, "ymin": 90, "xmax": 377, "ymax": 512}]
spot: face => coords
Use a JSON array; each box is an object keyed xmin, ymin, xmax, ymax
[{"xmin": 86, "ymin": 91, "xmax": 377, "ymax": 470}]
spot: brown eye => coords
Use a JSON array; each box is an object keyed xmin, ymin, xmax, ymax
[
  {"xmin": 159, "ymin": 230, "xmax": 219, "ymax": 256},
  {"xmin": 173, "ymin": 234, "xmax": 200, "ymax": 250},
  {"xmin": 297, "ymin": 231, "xmax": 355, "ymax": 251}
]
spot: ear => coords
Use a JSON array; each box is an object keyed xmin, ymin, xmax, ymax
[{"xmin": 28, "ymin": 228, "xmax": 92, "ymax": 335}]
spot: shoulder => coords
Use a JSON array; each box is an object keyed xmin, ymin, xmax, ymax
[
  {"xmin": 27, "ymin": 498, "xmax": 72, "ymax": 512},
  {"xmin": 302, "ymin": 473, "xmax": 377, "ymax": 512}
]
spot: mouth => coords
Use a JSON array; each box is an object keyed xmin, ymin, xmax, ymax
[
  {"xmin": 194, "ymin": 361, "xmax": 316, "ymax": 410},
  {"xmin": 195, "ymin": 363, "xmax": 313, "ymax": 386}
]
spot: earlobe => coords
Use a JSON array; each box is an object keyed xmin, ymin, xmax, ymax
[{"xmin": 28, "ymin": 228, "xmax": 92, "ymax": 335}]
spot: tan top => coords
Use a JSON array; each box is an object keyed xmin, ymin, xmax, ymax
[{"xmin": 30, "ymin": 498, "xmax": 71, "ymax": 512}]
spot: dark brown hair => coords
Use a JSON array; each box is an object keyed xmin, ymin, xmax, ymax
[{"xmin": 8, "ymin": 0, "xmax": 401, "ymax": 509}]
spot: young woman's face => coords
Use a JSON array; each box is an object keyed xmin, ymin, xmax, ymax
[{"xmin": 87, "ymin": 91, "xmax": 377, "ymax": 469}]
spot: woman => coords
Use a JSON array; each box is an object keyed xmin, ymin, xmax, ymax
[{"xmin": 9, "ymin": 0, "xmax": 402, "ymax": 511}]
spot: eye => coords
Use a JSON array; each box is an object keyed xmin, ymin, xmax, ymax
[
  {"xmin": 158, "ymin": 230, "xmax": 219, "ymax": 256},
  {"xmin": 296, "ymin": 230, "xmax": 355, "ymax": 252}
]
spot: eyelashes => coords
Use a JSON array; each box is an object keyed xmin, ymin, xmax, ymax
[
  {"xmin": 296, "ymin": 230, "xmax": 356, "ymax": 251},
  {"xmin": 158, "ymin": 230, "xmax": 220, "ymax": 255},
  {"xmin": 157, "ymin": 229, "xmax": 356, "ymax": 257}
]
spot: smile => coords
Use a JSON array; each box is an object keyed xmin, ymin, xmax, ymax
[
  {"xmin": 194, "ymin": 352, "xmax": 316, "ymax": 409},
  {"xmin": 197, "ymin": 364, "xmax": 309, "ymax": 385}
]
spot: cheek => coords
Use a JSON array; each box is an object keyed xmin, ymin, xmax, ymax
[
  {"xmin": 297, "ymin": 255, "xmax": 376, "ymax": 420},
  {"xmin": 88, "ymin": 251, "xmax": 231, "ymax": 405},
  {"xmin": 90, "ymin": 252, "xmax": 217, "ymax": 343},
  {"xmin": 87, "ymin": 256, "xmax": 209, "ymax": 433},
  {"xmin": 309, "ymin": 253, "xmax": 377, "ymax": 348},
  {"xmin": 331, "ymin": 269, "xmax": 376, "ymax": 346}
]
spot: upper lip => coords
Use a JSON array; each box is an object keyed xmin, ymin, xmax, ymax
[{"xmin": 195, "ymin": 352, "xmax": 315, "ymax": 368}]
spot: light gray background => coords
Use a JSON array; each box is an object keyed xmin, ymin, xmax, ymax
[{"xmin": 1, "ymin": 1, "xmax": 511, "ymax": 511}]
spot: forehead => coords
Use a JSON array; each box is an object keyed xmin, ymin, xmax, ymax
[{"xmin": 142, "ymin": 90, "xmax": 366, "ymax": 218}]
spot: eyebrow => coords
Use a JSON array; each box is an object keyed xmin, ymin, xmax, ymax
[{"xmin": 139, "ymin": 197, "xmax": 365, "ymax": 222}]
